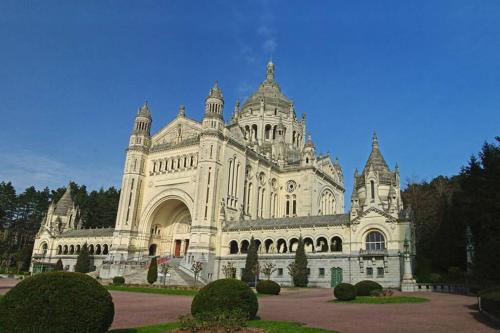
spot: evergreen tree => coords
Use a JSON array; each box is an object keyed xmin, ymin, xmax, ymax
[
  {"xmin": 75, "ymin": 243, "xmax": 90, "ymax": 273},
  {"xmin": 55, "ymin": 259, "xmax": 63, "ymax": 271},
  {"xmin": 292, "ymin": 237, "xmax": 308, "ymax": 287},
  {"xmin": 147, "ymin": 256, "xmax": 158, "ymax": 284},
  {"xmin": 241, "ymin": 236, "xmax": 259, "ymax": 284}
]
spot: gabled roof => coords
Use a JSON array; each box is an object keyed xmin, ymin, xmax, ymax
[{"xmin": 351, "ymin": 206, "xmax": 397, "ymax": 224}]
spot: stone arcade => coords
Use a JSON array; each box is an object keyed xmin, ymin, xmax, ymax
[{"xmin": 32, "ymin": 62, "xmax": 415, "ymax": 288}]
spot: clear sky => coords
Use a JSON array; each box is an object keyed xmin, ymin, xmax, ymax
[{"xmin": 0, "ymin": 1, "xmax": 499, "ymax": 199}]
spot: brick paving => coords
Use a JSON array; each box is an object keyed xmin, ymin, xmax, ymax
[{"xmin": 1, "ymin": 278, "xmax": 499, "ymax": 332}]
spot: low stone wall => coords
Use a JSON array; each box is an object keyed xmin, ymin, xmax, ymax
[{"xmin": 416, "ymin": 283, "xmax": 469, "ymax": 294}]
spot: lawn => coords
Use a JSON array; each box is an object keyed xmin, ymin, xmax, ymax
[
  {"xmin": 109, "ymin": 320, "xmax": 336, "ymax": 333},
  {"xmin": 332, "ymin": 296, "xmax": 429, "ymax": 304},
  {"xmin": 106, "ymin": 285, "xmax": 198, "ymax": 296}
]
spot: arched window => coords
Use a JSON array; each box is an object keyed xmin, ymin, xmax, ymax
[
  {"xmin": 89, "ymin": 244, "xmax": 95, "ymax": 255},
  {"xmin": 331, "ymin": 236, "xmax": 342, "ymax": 252},
  {"xmin": 304, "ymin": 237, "xmax": 314, "ymax": 253},
  {"xmin": 277, "ymin": 239, "xmax": 287, "ymax": 253},
  {"xmin": 366, "ymin": 231, "xmax": 385, "ymax": 251},
  {"xmin": 69, "ymin": 245, "xmax": 75, "ymax": 255},
  {"xmin": 102, "ymin": 244, "xmax": 109, "ymax": 255},
  {"xmin": 229, "ymin": 241, "xmax": 239, "ymax": 254},
  {"xmin": 289, "ymin": 238, "xmax": 299, "ymax": 253},
  {"xmin": 241, "ymin": 240, "xmax": 250, "ymax": 254},
  {"xmin": 320, "ymin": 189, "xmax": 335, "ymax": 215},
  {"xmin": 265, "ymin": 124, "xmax": 272, "ymax": 140},
  {"xmin": 254, "ymin": 239, "xmax": 262, "ymax": 253},
  {"xmin": 40, "ymin": 243, "xmax": 48, "ymax": 255},
  {"xmin": 57, "ymin": 245, "xmax": 62, "ymax": 255},
  {"xmin": 316, "ymin": 237, "xmax": 328, "ymax": 252},
  {"xmin": 76, "ymin": 244, "xmax": 81, "ymax": 254},
  {"xmin": 63, "ymin": 245, "xmax": 68, "ymax": 255},
  {"xmin": 96, "ymin": 244, "xmax": 102, "ymax": 255},
  {"xmin": 370, "ymin": 180, "xmax": 375, "ymax": 200},
  {"xmin": 265, "ymin": 239, "xmax": 274, "ymax": 253}
]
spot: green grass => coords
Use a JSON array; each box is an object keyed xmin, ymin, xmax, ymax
[
  {"xmin": 109, "ymin": 320, "xmax": 336, "ymax": 333},
  {"xmin": 332, "ymin": 296, "xmax": 429, "ymax": 304},
  {"xmin": 108, "ymin": 322, "xmax": 180, "ymax": 333},
  {"xmin": 106, "ymin": 285, "xmax": 198, "ymax": 296},
  {"xmin": 248, "ymin": 320, "xmax": 336, "ymax": 332}
]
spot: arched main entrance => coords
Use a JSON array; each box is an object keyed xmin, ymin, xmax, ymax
[{"xmin": 147, "ymin": 199, "xmax": 191, "ymax": 258}]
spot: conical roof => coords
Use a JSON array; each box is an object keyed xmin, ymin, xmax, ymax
[
  {"xmin": 137, "ymin": 101, "xmax": 151, "ymax": 118},
  {"xmin": 207, "ymin": 81, "xmax": 223, "ymax": 100},
  {"xmin": 362, "ymin": 132, "xmax": 389, "ymax": 175},
  {"xmin": 54, "ymin": 185, "xmax": 74, "ymax": 215}
]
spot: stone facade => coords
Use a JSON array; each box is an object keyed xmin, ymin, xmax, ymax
[{"xmin": 32, "ymin": 62, "xmax": 414, "ymax": 288}]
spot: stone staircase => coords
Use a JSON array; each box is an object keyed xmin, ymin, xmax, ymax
[{"xmin": 122, "ymin": 257, "xmax": 201, "ymax": 287}]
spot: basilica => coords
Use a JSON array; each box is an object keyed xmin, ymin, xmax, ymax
[{"xmin": 32, "ymin": 62, "xmax": 414, "ymax": 288}]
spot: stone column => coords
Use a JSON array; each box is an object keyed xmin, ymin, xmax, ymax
[{"xmin": 401, "ymin": 247, "xmax": 416, "ymax": 292}]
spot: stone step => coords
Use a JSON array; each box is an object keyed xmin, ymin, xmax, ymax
[{"xmin": 122, "ymin": 264, "xmax": 199, "ymax": 287}]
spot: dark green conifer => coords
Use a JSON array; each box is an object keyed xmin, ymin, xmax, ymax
[
  {"xmin": 293, "ymin": 237, "xmax": 308, "ymax": 287},
  {"xmin": 147, "ymin": 256, "xmax": 158, "ymax": 284},
  {"xmin": 74, "ymin": 243, "xmax": 90, "ymax": 273},
  {"xmin": 241, "ymin": 236, "xmax": 259, "ymax": 284}
]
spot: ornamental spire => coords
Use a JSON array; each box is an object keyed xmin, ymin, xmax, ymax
[
  {"xmin": 266, "ymin": 60, "xmax": 275, "ymax": 82},
  {"xmin": 372, "ymin": 131, "xmax": 379, "ymax": 149}
]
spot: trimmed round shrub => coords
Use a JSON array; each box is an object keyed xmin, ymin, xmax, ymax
[
  {"xmin": 355, "ymin": 280, "xmax": 383, "ymax": 296},
  {"xmin": 256, "ymin": 280, "xmax": 281, "ymax": 295},
  {"xmin": 191, "ymin": 279, "xmax": 258, "ymax": 319},
  {"xmin": 0, "ymin": 272, "xmax": 114, "ymax": 333},
  {"xmin": 334, "ymin": 283, "xmax": 356, "ymax": 301},
  {"xmin": 113, "ymin": 276, "xmax": 125, "ymax": 285}
]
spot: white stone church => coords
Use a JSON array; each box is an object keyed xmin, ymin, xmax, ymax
[{"xmin": 32, "ymin": 62, "xmax": 414, "ymax": 288}]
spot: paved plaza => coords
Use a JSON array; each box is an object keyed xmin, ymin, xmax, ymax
[{"xmin": 1, "ymin": 278, "xmax": 498, "ymax": 332}]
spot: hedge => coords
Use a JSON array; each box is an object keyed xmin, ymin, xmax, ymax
[
  {"xmin": 0, "ymin": 272, "xmax": 114, "ymax": 333},
  {"xmin": 334, "ymin": 283, "xmax": 356, "ymax": 301},
  {"xmin": 355, "ymin": 280, "xmax": 383, "ymax": 296},
  {"xmin": 191, "ymin": 279, "xmax": 258, "ymax": 319},
  {"xmin": 256, "ymin": 280, "xmax": 281, "ymax": 295},
  {"xmin": 113, "ymin": 276, "xmax": 125, "ymax": 285}
]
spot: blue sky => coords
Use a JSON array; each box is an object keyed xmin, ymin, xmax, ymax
[{"xmin": 0, "ymin": 1, "xmax": 499, "ymax": 198}]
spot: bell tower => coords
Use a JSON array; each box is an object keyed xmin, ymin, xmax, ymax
[{"xmin": 112, "ymin": 102, "xmax": 152, "ymax": 259}]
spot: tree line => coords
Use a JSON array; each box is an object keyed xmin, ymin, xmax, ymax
[
  {"xmin": 403, "ymin": 137, "xmax": 500, "ymax": 286},
  {"xmin": 0, "ymin": 182, "xmax": 119, "ymax": 272}
]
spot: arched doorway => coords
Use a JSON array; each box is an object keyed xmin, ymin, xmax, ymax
[{"xmin": 147, "ymin": 199, "xmax": 191, "ymax": 258}]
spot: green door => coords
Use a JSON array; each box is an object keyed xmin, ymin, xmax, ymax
[{"xmin": 331, "ymin": 267, "xmax": 343, "ymax": 288}]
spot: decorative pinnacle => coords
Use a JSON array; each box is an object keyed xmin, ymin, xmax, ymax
[
  {"xmin": 266, "ymin": 60, "xmax": 275, "ymax": 81},
  {"xmin": 178, "ymin": 105, "xmax": 186, "ymax": 117},
  {"xmin": 372, "ymin": 131, "xmax": 379, "ymax": 148},
  {"xmin": 208, "ymin": 81, "xmax": 223, "ymax": 99}
]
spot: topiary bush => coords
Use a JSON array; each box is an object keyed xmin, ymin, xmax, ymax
[
  {"xmin": 113, "ymin": 276, "xmax": 125, "ymax": 285},
  {"xmin": 256, "ymin": 280, "xmax": 281, "ymax": 295},
  {"xmin": 191, "ymin": 279, "xmax": 258, "ymax": 319},
  {"xmin": 334, "ymin": 283, "xmax": 356, "ymax": 301},
  {"xmin": 0, "ymin": 272, "xmax": 114, "ymax": 333},
  {"xmin": 355, "ymin": 280, "xmax": 383, "ymax": 296}
]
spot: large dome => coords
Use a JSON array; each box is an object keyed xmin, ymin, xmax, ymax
[{"xmin": 241, "ymin": 61, "xmax": 293, "ymax": 112}]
